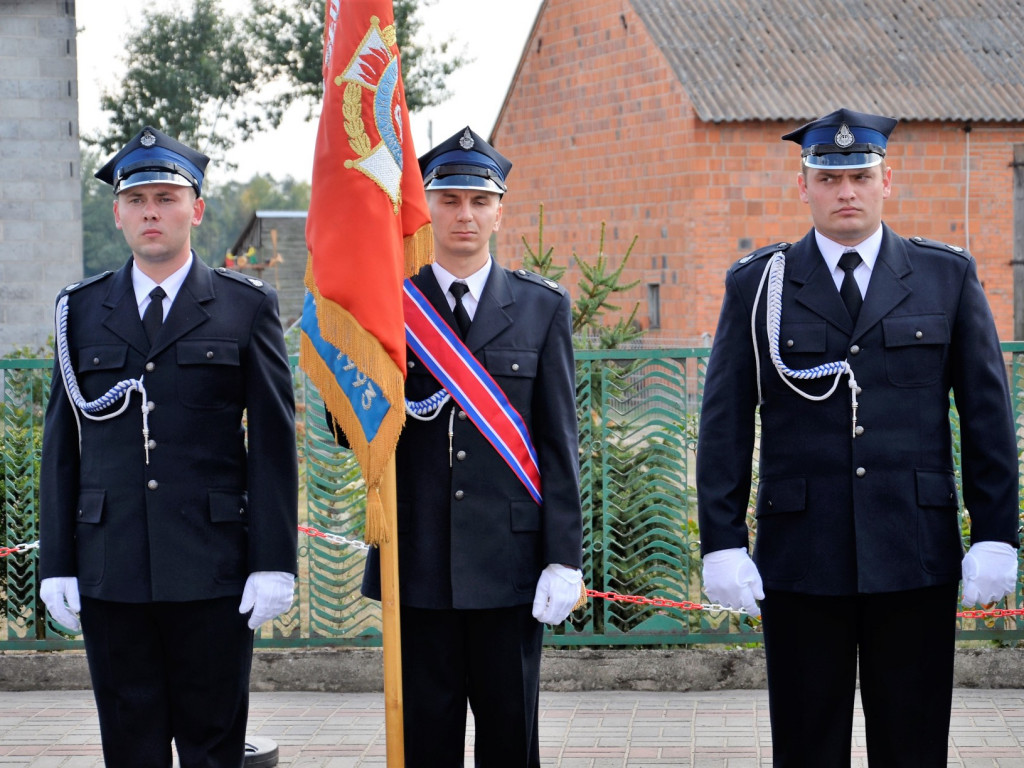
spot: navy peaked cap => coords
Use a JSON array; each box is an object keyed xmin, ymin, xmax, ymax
[
  {"xmin": 419, "ymin": 126, "xmax": 512, "ymax": 194},
  {"xmin": 783, "ymin": 108, "xmax": 898, "ymax": 169},
  {"xmin": 96, "ymin": 125, "xmax": 210, "ymax": 196}
]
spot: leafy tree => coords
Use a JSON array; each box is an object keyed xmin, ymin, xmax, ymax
[
  {"xmin": 90, "ymin": 0, "xmax": 466, "ymax": 162},
  {"xmin": 81, "ymin": 148, "xmax": 130, "ymax": 276},
  {"xmin": 93, "ymin": 0, "xmax": 261, "ymax": 161}
]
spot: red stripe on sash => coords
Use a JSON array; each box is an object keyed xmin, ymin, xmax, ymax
[{"xmin": 403, "ymin": 280, "xmax": 542, "ymax": 504}]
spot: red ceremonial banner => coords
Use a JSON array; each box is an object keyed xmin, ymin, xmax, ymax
[{"xmin": 301, "ymin": 0, "xmax": 432, "ymax": 544}]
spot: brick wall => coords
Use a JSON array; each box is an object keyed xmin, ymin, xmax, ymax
[
  {"xmin": 0, "ymin": 0, "xmax": 83, "ymax": 355},
  {"xmin": 491, "ymin": 0, "xmax": 1023, "ymax": 344}
]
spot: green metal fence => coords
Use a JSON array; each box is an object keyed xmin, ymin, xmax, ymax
[{"xmin": 4, "ymin": 348, "xmax": 1024, "ymax": 650}]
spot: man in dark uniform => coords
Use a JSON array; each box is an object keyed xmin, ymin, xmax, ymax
[
  {"xmin": 332, "ymin": 126, "xmax": 584, "ymax": 766},
  {"xmin": 39, "ymin": 126, "xmax": 298, "ymax": 768},
  {"xmin": 697, "ymin": 108, "xmax": 1019, "ymax": 766}
]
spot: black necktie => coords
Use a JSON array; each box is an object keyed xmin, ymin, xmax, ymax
[
  {"xmin": 449, "ymin": 282, "xmax": 472, "ymax": 339},
  {"xmin": 143, "ymin": 286, "xmax": 167, "ymax": 345},
  {"xmin": 838, "ymin": 251, "xmax": 863, "ymax": 322}
]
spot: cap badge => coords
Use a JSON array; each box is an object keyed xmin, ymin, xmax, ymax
[
  {"xmin": 459, "ymin": 128, "xmax": 475, "ymax": 150},
  {"xmin": 140, "ymin": 129, "xmax": 157, "ymax": 148},
  {"xmin": 834, "ymin": 123, "xmax": 855, "ymax": 148}
]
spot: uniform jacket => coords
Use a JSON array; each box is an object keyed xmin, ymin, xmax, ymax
[
  {"xmin": 40, "ymin": 255, "xmax": 298, "ymax": 603},
  {"xmin": 697, "ymin": 225, "xmax": 1019, "ymax": 595},
  {"xmin": 360, "ymin": 263, "xmax": 584, "ymax": 609}
]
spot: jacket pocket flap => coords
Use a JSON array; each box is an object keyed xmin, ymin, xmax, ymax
[
  {"xmin": 177, "ymin": 340, "xmax": 240, "ymax": 366},
  {"xmin": 78, "ymin": 345, "xmax": 127, "ymax": 372},
  {"xmin": 916, "ymin": 470, "xmax": 958, "ymax": 508},
  {"xmin": 756, "ymin": 477, "xmax": 807, "ymax": 517},
  {"xmin": 882, "ymin": 315, "xmax": 950, "ymax": 348},
  {"xmin": 210, "ymin": 491, "xmax": 248, "ymax": 522},
  {"xmin": 485, "ymin": 349, "xmax": 538, "ymax": 378},
  {"xmin": 511, "ymin": 501, "xmax": 541, "ymax": 531},
  {"xmin": 76, "ymin": 490, "xmax": 105, "ymax": 524},
  {"xmin": 777, "ymin": 322, "xmax": 827, "ymax": 354}
]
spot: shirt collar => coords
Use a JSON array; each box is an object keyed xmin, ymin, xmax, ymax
[
  {"xmin": 431, "ymin": 257, "xmax": 492, "ymax": 301},
  {"xmin": 815, "ymin": 225, "xmax": 883, "ymax": 273},
  {"xmin": 132, "ymin": 252, "xmax": 194, "ymax": 309}
]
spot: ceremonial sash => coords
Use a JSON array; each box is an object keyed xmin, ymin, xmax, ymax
[{"xmin": 403, "ymin": 279, "xmax": 543, "ymax": 505}]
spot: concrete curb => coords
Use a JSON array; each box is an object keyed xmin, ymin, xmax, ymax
[{"xmin": 2, "ymin": 646, "xmax": 1022, "ymax": 692}]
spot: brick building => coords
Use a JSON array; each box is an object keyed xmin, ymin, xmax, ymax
[
  {"xmin": 0, "ymin": 0, "xmax": 83, "ymax": 355},
  {"xmin": 490, "ymin": 0, "xmax": 1024, "ymax": 345}
]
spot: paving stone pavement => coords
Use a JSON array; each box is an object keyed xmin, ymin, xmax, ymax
[{"xmin": 1, "ymin": 688, "xmax": 1024, "ymax": 766}]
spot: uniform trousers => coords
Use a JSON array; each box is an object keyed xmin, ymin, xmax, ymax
[
  {"xmin": 400, "ymin": 603, "xmax": 544, "ymax": 768},
  {"xmin": 761, "ymin": 583, "xmax": 959, "ymax": 768},
  {"xmin": 80, "ymin": 595, "xmax": 253, "ymax": 768}
]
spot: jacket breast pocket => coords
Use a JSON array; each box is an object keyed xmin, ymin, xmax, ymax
[
  {"xmin": 882, "ymin": 315, "xmax": 949, "ymax": 387},
  {"xmin": 176, "ymin": 339, "xmax": 241, "ymax": 409},
  {"xmin": 484, "ymin": 349, "xmax": 538, "ymax": 407},
  {"xmin": 77, "ymin": 345, "xmax": 129, "ymax": 399},
  {"xmin": 777, "ymin": 322, "xmax": 827, "ymax": 363}
]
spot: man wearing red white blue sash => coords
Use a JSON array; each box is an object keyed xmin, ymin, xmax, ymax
[{"xmin": 342, "ymin": 126, "xmax": 584, "ymax": 766}]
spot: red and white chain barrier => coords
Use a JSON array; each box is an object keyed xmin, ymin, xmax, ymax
[{"xmin": 4, "ymin": 529, "xmax": 1020, "ymax": 619}]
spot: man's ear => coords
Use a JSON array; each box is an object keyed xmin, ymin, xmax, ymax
[{"xmin": 192, "ymin": 196, "xmax": 206, "ymax": 226}]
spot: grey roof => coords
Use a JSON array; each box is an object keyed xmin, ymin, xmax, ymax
[{"xmin": 629, "ymin": 0, "xmax": 1024, "ymax": 123}]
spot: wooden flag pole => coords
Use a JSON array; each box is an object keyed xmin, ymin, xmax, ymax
[{"xmin": 379, "ymin": 455, "xmax": 405, "ymax": 765}]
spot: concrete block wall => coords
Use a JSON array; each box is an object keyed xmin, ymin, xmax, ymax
[
  {"xmin": 0, "ymin": 0, "xmax": 83, "ymax": 356},
  {"xmin": 492, "ymin": 0, "xmax": 1023, "ymax": 345}
]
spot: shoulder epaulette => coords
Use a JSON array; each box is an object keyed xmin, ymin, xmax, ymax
[
  {"xmin": 736, "ymin": 241, "xmax": 791, "ymax": 268},
  {"xmin": 214, "ymin": 266, "xmax": 272, "ymax": 292},
  {"xmin": 513, "ymin": 268, "xmax": 564, "ymax": 294},
  {"xmin": 59, "ymin": 270, "xmax": 113, "ymax": 298},
  {"xmin": 908, "ymin": 236, "xmax": 969, "ymax": 258}
]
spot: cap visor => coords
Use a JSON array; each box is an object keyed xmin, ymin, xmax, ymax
[
  {"xmin": 115, "ymin": 171, "xmax": 196, "ymax": 194},
  {"xmin": 803, "ymin": 152, "xmax": 884, "ymax": 169},
  {"xmin": 424, "ymin": 174, "xmax": 504, "ymax": 194}
]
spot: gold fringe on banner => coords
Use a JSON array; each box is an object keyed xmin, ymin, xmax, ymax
[
  {"xmin": 301, "ymin": 259, "xmax": 407, "ymax": 546},
  {"xmin": 404, "ymin": 222, "xmax": 433, "ymax": 277}
]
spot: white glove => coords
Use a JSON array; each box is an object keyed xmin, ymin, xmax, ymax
[
  {"xmin": 39, "ymin": 576, "xmax": 82, "ymax": 633},
  {"xmin": 239, "ymin": 571, "xmax": 295, "ymax": 630},
  {"xmin": 702, "ymin": 547, "xmax": 764, "ymax": 617},
  {"xmin": 962, "ymin": 541, "xmax": 1018, "ymax": 606},
  {"xmin": 532, "ymin": 564, "xmax": 583, "ymax": 625}
]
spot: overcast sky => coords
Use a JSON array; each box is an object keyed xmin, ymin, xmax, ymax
[{"xmin": 75, "ymin": 0, "xmax": 543, "ymax": 185}]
